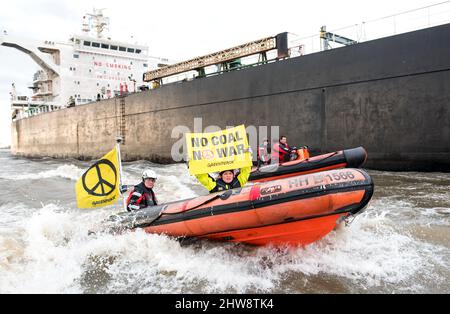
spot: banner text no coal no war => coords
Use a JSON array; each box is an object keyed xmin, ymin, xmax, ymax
[{"xmin": 186, "ymin": 125, "xmax": 252, "ymax": 175}]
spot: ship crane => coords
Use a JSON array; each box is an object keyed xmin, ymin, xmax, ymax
[
  {"xmin": 320, "ymin": 26, "xmax": 357, "ymax": 51},
  {"xmin": 143, "ymin": 33, "xmax": 289, "ymax": 84}
]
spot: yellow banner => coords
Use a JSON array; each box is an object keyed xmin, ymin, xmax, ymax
[
  {"xmin": 186, "ymin": 125, "xmax": 252, "ymax": 175},
  {"xmin": 75, "ymin": 147, "xmax": 120, "ymax": 209}
]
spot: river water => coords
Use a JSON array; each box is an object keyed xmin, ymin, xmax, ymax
[{"xmin": 0, "ymin": 148, "xmax": 448, "ymax": 294}]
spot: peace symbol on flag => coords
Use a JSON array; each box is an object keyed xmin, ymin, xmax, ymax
[{"xmin": 81, "ymin": 159, "xmax": 117, "ymax": 197}]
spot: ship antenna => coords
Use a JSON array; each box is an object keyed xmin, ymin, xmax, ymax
[{"xmin": 85, "ymin": 8, "xmax": 109, "ymax": 39}]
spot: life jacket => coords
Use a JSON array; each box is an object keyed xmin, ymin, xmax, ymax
[
  {"xmin": 258, "ymin": 145, "xmax": 270, "ymax": 164},
  {"xmin": 126, "ymin": 182, "xmax": 157, "ymax": 211},
  {"xmin": 271, "ymin": 142, "xmax": 291, "ymax": 163},
  {"xmin": 209, "ymin": 177, "xmax": 242, "ymax": 193}
]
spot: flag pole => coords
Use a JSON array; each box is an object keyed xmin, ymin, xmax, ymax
[{"xmin": 116, "ymin": 136, "xmax": 127, "ymax": 211}]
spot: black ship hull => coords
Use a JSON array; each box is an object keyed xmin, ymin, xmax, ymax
[{"xmin": 11, "ymin": 24, "xmax": 450, "ymax": 171}]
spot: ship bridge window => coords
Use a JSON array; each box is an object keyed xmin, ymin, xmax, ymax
[
  {"xmin": 83, "ymin": 41, "xmax": 91, "ymax": 46},
  {"xmin": 110, "ymin": 45, "xmax": 118, "ymax": 50},
  {"xmin": 92, "ymin": 42, "xmax": 100, "ymax": 48},
  {"xmin": 73, "ymin": 54, "xmax": 79, "ymax": 59},
  {"xmin": 101, "ymin": 43, "xmax": 109, "ymax": 49},
  {"xmin": 135, "ymin": 49, "xmax": 141, "ymax": 54},
  {"xmin": 127, "ymin": 48, "xmax": 135, "ymax": 53},
  {"xmin": 119, "ymin": 46, "xmax": 126, "ymax": 52}
]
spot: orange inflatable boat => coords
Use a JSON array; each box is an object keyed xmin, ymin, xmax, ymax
[
  {"xmin": 250, "ymin": 146, "xmax": 367, "ymax": 183},
  {"xmin": 112, "ymin": 168, "xmax": 374, "ymax": 246}
]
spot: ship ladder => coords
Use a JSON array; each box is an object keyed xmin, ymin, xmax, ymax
[{"xmin": 119, "ymin": 97, "xmax": 126, "ymax": 144}]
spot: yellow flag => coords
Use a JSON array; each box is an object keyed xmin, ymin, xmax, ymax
[
  {"xmin": 186, "ymin": 125, "xmax": 252, "ymax": 175},
  {"xmin": 75, "ymin": 147, "xmax": 120, "ymax": 209}
]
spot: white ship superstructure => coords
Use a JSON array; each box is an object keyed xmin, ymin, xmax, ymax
[{"xmin": 1, "ymin": 9, "xmax": 167, "ymax": 120}]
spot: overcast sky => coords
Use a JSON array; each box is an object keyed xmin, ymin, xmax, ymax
[{"xmin": 0, "ymin": 0, "xmax": 446, "ymax": 147}]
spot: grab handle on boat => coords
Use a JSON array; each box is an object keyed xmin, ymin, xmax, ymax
[{"xmin": 219, "ymin": 190, "xmax": 233, "ymax": 200}]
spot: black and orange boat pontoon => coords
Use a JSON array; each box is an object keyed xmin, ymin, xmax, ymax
[
  {"xmin": 249, "ymin": 146, "xmax": 367, "ymax": 183},
  {"xmin": 113, "ymin": 168, "xmax": 374, "ymax": 246}
]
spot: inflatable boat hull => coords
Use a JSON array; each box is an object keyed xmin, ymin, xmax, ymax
[{"xmin": 114, "ymin": 168, "xmax": 373, "ymax": 246}]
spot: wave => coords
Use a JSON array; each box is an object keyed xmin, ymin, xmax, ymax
[
  {"xmin": 0, "ymin": 164, "xmax": 84, "ymax": 181},
  {"xmin": 0, "ymin": 203, "xmax": 448, "ymax": 293},
  {"xmin": 0, "ymin": 160, "xmax": 449, "ymax": 293}
]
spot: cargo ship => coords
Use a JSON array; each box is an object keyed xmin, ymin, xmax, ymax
[
  {"xmin": 1, "ymin": 9, "xmax": 174, "ymax": 120},
  {"xmin": 1, "ymin": 8, "xmax": 449, "ymax": 171}
]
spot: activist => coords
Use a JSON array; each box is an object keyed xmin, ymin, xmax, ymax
[
  {"xmin": 126, "ymin": 169, "xmax": 158, "ymax": 211},
  {"xmin": 195, "ymin": 166, "xmax": 252, "ymax": 193},
  {"xmin": 187, "ymin": 125, "xmax": 253, "ymax": 193},
  {"xmin": 271, "ymin": 135, "xmax": 297, "ymax": 164},
  {"xmin": 257, "ymin": 139, "xmax": 271, "ymax": 167}
]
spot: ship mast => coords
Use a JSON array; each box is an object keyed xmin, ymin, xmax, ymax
[{"xmin": 83, "ymin": 8, "xmax": 110, "ymax": 39}]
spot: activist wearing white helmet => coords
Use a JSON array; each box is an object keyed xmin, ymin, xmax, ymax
[
  {"xmin": 126, "ymin": 169, "xmax": 158, "ymax": 211},
  {"xmin": 142, "ymin": 169, "xmax": 157, "ymax": 180}
]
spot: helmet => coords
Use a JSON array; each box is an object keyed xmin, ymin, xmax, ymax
[{"xmin": 142, "ymin": 169, "xmax": 157, "ymax": 180}]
